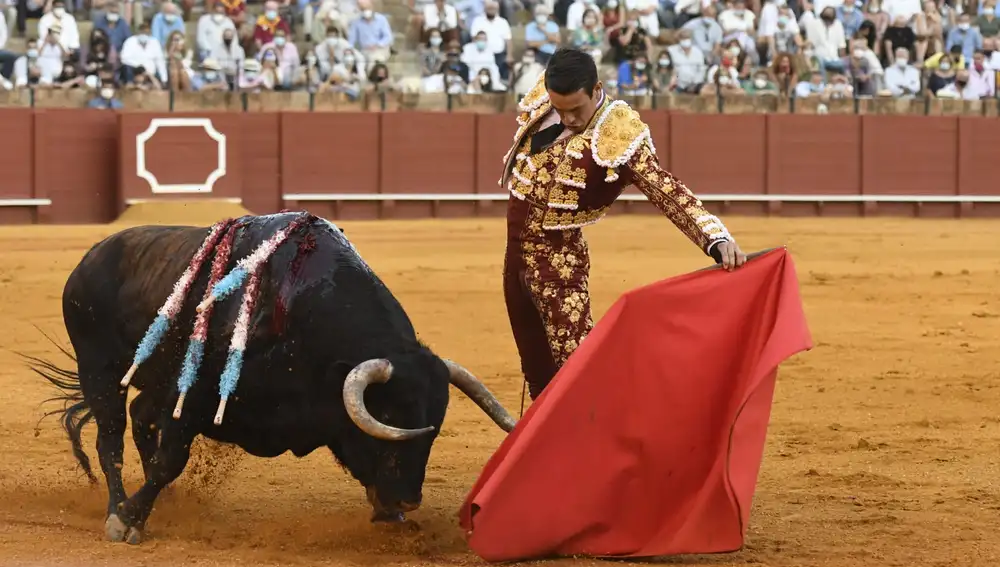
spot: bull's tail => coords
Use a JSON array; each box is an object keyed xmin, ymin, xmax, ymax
[{"xmin": 19, "ymin": 327, "xmax": 97, "ymax": 485}]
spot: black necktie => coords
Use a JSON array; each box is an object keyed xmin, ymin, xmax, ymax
[{"xmin": 529, "ymin": 123, "xmax": 565, "ymax": 155}]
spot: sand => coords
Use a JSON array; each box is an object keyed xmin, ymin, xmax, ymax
[{"xmin": 0, "ymin": 214, "xmax": 998, "ymax": 567}]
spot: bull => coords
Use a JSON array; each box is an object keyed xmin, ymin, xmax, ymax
[{"xmin": 28, "ymin": 212, "xmax": 517, "ymax": 545}]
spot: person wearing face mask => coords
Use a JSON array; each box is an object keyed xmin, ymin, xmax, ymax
[
  {"xmin": 679, "ymin": 4, "xmax": 722, "ymax": 56},
  {"xmin": 966, "ymin": 48, "xmax": 997, "ymax": 96},
  {"xmin": 649, "ymin": 49, "xmax": 672, "ymax": 92},
  {"xmin": 565, "ymin": 0, "xmax": 597, "ymax": 31},
  {"xmin": 12, "ymin": 39, "xmax": 52, "ymax": 86},
  {"xmin": 460, "ymin": 30, "xmax": 503, "ymax": 89},
  {"xmin": 743, "ymin": 70, "xmax": 777, "ymax": 93},
  {"xmin": 804, "ymin": 7, "xmax": 848, "ymax": 73},
  {"xmin": 152, "ymin": 1, "xmax": 185, "ymax": 48},
  {"xmin": 882, "ymin": 45, "xmax": 920, "ymax": 96},
  {"xmin": 616, "ymin": 53, "xmax": 650, "ymax": 94},
  {"xmin": 38, "ymin": 0, "xmax": 80, "ymax": 52},
  {"xmin": 836, "ymin": 0, "xmax": 864, "ymax": 38},
  {"xmin": 420, "ymin": 29, "xmax": 447, "ymax": 77},
  {"xmin": 257, "ymin": 29, "xmax": 298, "ymax": 89},
  {"xmin": 197, "ymin": 3, "xmax": 236, "ymax": 60},
  {"xmin": 420, "ymin": 0, "xmax": 459, "ymax": 44},
  {"xmin": 718, "ymin": 0, "xmax": 755, "ymax": 36},
  {"xmin": 94, "ymin": 5, "xmax": 131, "ymax": 53},
  {"xmin": 347, "ymin": 0, "xmax": 393, "ymax": 69},
  {"xmin": 571, "ymin": 8, "xmax": 606, "ymax": 56},
  {"xmin": 318, "ymin": 49, "xmax": 362, "ymax": 98},
  {"xmin": 254, "ymin": 0, "xmax": 291, "ymax": 51},
  {"xmin": 315, "ymin": 25, "xmax": 353, "ymax": 79},
  {"xmin": 925, "ymin": 52, "xmax": 955, "ymax": 94},
  {"xmin": 945, "ymin": 13, "xmax": 983, "ymax": 63},
  {"xmin": 470, "ymin": 1, "xmax": 513, "ymax": 81},
  {"xmin": 209, "ymin": 27, "xmax": 246, "ymax": 85},
  {"xmin": 882, "ymin": 13, "xmax": 916, "ymax": 67},
  {"xmin": 702, "ymin": 52, "xmax": 744, "ymax": 96},
  {"xmin": 524, "ymin": 5, "xmax": 560, "ymax": 65},
  {"xmin": 667, "ymin": 29, "xmax": 706, "ymax": 93},
  {"xmin": 87, "ymin": 77, "xmax": 124, "ymax": 108},
  {"xmin": 935, "ymin": 68, "xmax": 981, "ymax": 98},
  {"xmin": 844, "ymin": 38, "xmax": 875, "ymax": 94},
  {"xmin": 468, "ymin": 67, "xmax": 497, "ymax": 93},
  {"xmin": 189, "ymin": 57, "xmax": 228, "ymax": 90},
  {"xmin": 768, "ymin": 9, "xmax": 804, "ymax": 55},
  {"xmin": 983, "ymin": 38, "xmax": 1000, "ymax": 70},
  {"xmin": 609, "ymin": 9, "xmax": 654, "ymax": 63},
  {"xmin": 120, "ymin": 23, "xmax": 168, "ymax": 84}
]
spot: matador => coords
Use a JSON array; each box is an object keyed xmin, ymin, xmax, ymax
[{"xmin": 502, "ymin": 48, "xmax": 746, "ymax": 401}]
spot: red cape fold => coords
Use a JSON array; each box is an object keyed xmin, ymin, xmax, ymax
[{"xmin": 458, "ymin": 247, "xmax": 812, "ymax": 562}]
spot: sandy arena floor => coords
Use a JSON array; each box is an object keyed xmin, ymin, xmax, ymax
[{"xmin": 0, "ymin": 215, "xmax": 998, "ymax": 567}]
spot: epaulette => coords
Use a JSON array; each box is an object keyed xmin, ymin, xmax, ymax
[{"xmin": 590, "ymin": 99, "xmax": 654, "ymax": 182}]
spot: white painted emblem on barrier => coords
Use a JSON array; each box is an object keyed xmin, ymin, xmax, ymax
[{"xmin": 135, "ymin": 118, "xmax": 227, "ymax": 194}]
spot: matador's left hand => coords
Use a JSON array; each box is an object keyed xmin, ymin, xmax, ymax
[{"xmin": 716, "ymin": 240, "xmax": 746, "ymax": 271}]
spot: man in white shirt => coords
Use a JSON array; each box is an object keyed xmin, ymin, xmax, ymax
[
  {"xmin": 667, "ymin": 29, "xmax": 707, "ymax": 93},
  {"xmin": 804, "ymin": 6, "xmax": 846, "ymax": 72},
  {"xmin": 38, "ymin": 0, "xmax": 80, "ymax": 52},
  {"xmin": 13, "ymin": 38, "xmax": 55, "ymax": 86},
  {"xmin": 120, "ymin": 22, "xmax": 168, "ymax": 83},
  {"xmin": 422, "ymin": 0, "xmax": 459, "ymax": 43},
  {"xmin": 625, "ymin": 0, "xmax": 659, "ymax": 38},
  {"xmin": 196, "ymin": 3, "xmax": 236, "ymax": 60},
  {"xmin": 460, "ymin": 28, "xmax": 502, "ymax": 86},
  {"xmin": 883, "ymin": 46, "xmax": 920, "ymax": 96},
  {"xmin": 469, "ymin": 0, "xmax": 511, "ymax": 79},
  {"xmin": 936, "ymin": 68, "xmax": 984, "ymax": 99}
]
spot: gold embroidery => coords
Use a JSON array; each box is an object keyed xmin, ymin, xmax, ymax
[
  {"xmin": 592, "ymin": 100, "xmax": 650, "ymax": 168},
  {"xmin": 542, "ymin": 207, "xmax": 607, "ymax": 230}
]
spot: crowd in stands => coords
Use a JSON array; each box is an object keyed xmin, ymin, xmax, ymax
[{"xmin": 0, "ymin": 0, "xmax": 998, "ymax": 107}]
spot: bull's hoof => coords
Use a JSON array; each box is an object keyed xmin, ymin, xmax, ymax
[
  {"xmin": 371, "ymin": 510, "xmax": 406, "ymax": 523},
  {"xmin": 105, "ymin": 514, "xmax": 128, "ymax": 542},
  {"xmin": 125, "ymin": 527, "xmax": 143, "ymax": 545}
]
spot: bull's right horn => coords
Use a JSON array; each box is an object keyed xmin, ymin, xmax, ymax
[
  {"xmin": 343, "ymin": 359, "xmax": 436, "ymax": 441},
  {"xmin": 443, "ymin": 359, "xmax": 518, "ymax": 433}
]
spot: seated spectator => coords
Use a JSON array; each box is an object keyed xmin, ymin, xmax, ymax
[
  {"xmin": 571, "ymin": 8, "xmax": 605, "ymax": 60},
  {"xmin": 443, "ymin": 40, "xmax": 468, "ymax": 79},
  {"xmin": 13, "ymin": 38, "xmax": 54, "ymax": 86},
  {"xmin": 610, "ymin": 10, "xmax": 654, "ymax": 64},
  {"xmin": 94, "ymin": 4, "xmax": 131, "ymax": 54},
  {"xmin": 602, "ymin": 0, "xmax": 624, "ymax": 29},
  {"xmin": 524, "ymin": 4, "xmax": 560, "ymax": 65},
  {"xmin": 258, "ymin": 28, "xmax": 298, "ymax": 89},
  {"xmin": 863, "ymin": 0, "xmax": 890, "ymax": 53},
  {"xmin": 837, "ymin": 0, "xmax": 865, "ymax": 39},
  {"xmin": 881, "ymin": 13, "xmax": 916, "ymax": 69},
  {"xmin": 565, "ymin": 0, "xmax": 598, "ymax": 31},
  {"xmin": 625, "ymin": 0, "xmax": 659, "ymax": 39},
  {"xmin": 468, "ymin": 66, "xmax": 502, "ymax": 92},
  {"xmin": 366, "ymin": 60, "xmax": 395, "ymax": 94},
  {"xmin": 967, "ymin": 48, "xmax": 996, "ymax": 95},
  {"xmin": 420, "ymin": 28, "xmax": 446, "ymax": 76},
  {"xmin": 218, "ymin": 0, "xmax": 250, "ymax": 43},
  {"xmin": 617, "ymin": 52, "xmax": 651, "ymax": 94},
  {"xmin": 925, "ymin": 44, "xmax": 966, "ymax": 70},
  {"xmin": 985, "ymin": 37, "xmax": 1000, "ymax": 68},
  {"xmin": 13, "ymin": 0, "xmax": 44, "ymax": 37},
  {"xmin": 317, "ymin": 25, "xmax": 356, "ymax": 78},
  {"xmin": 442, "ymin": 56, "xmax": 467, "ymax": 93},
  {"xmin": 120, "ymin": 22, "xmax": 167, "ymax": 84},
  {"xmin": 650, "ymin": 48, "xmax": 671, "ymax": 91},
  {"xmin": 671, "ymin": 0, "xmax": 701, "ymax": 28},
  {"xmin": 826, "ymin": 71, "xmax": 855, "ymax": 98},
  {"xmin": 976, "ymin": 0, "xmax": 1000, "ymax": 38},
  {"xmin": 945, "ymin": 12, "xmax": 982, "ymax": 62},
  {"xmin": 764, "ymin": 5, "xmax": 802, "ymax": 58},
  {"xmin": 80, "ymin": 28, "xmax": 117, "ymax": 76},
  {"xmin": 883, "ymin": 45, "xmax": 920, "ymax": 96},
  {"xmin": 924, "ymin": 50, "xmax": 955, "ymax": 94},
  {"xmin": 254, "ymin": 0, "xmax": 292, "ymax": 53},
  {"xmin": 165, "ymin": 30, "xmax": 193, "ymax": 91},
  {"xmin": 348, "ymin": 0, "xmax": 393, "ymax": 68},
  {"xmin": 38, "ymin": 0, "xmax": 79, "ymax": 53},
  {"xmin": 197, "ymin": 2, "xmax": 236, "ymax": 60},
  {"xmin": 680, "ymin": 4, "xmax": 723, "ymax": 60},
  {"xmin": 935, "ymin": 68, "xmax": 980, "ymax": 98},
  {"xmin": 882, "ymin": 0, "xmax": 921, "ymax": 23},
  {"xmin": 744, "ymin": 67, "xmax": 779, "ymax": 94},
  {"xmin": 722, "ymin": 38, "xmax": 754, "ymax": 81},
  {"xmin": 856, "ymin": 19, "xmax": 878, "ymax": 54},
  {"xmin": 209, "ymin": 26, "xmax": 245, "ymax": 86},
  {"xmin": 306, "ymin": 0, "xmax": 358, "ymax": 43},
  {"xmin": 667, "ymin": 29, "xmax": 706, "ymax": 93},
  {"xmin": 191, "ymin": 57, "xmax": 229, "ymax": 90},
  {"xmin": 126, "ymin": 65, "xmax": 162, "ymax": 90},
  {"xmin": 299, "ymin": 48, "xmax": 322, "ymax": 89},
  {"xmin": 239, "ymin": 57, "xmax": 272, "ymax": 91},
  {"xmin": 37, "ymin": 27, "xmax": 65, "ymax": 78},
  {"xmin": 461, "ymin": 29, "xmax": 502, "ymax": 86},
  {"xmin": 702, "ymin": 52, "xmax": 744, "ymax": 96},
  {"xmin": 718, "ymin": 0, "xmax": 756, "ymax": 48},
  {"xmin": 805, "ymin": 6, "xmax": 847, "ymax": 73},
  {"xmin": 510, "ymin": 46, "xmax": 543, "ymax": 96},
  {"xmin": 317, "ymin": 50, "xmax": 363, "ymax": 97},
  {"xmin": 794, "ymin": 70, "xmax": 827, "ymax": 97},
  {"xmin": 87, "ymin": 80, "xmax": 123, "ymax": 108},
  {"xmin": 470, "ymin": 0, "xmax": 512, "ymax": 80},
  {"xmin": 844, "ymin": 38, "xmax": 876, "ymax": 95},
  {"xmin": 915, "ymin": 0, "xmax": 943, "ymax": 60},
  {"xmin": 769, "ymin": 51, "xmax": 797, "ymax": 94},
  {"xmin": 421, "ymin": 0, "xmax": 459, "ymax": 44},
  {"xmin": 151, "ymin": 2, "xmax": 185, "ymax": 48}
]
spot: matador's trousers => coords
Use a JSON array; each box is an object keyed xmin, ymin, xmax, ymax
[{"xmin": 503, "ymin": 196, "xmax": 595, "ymax": 400}]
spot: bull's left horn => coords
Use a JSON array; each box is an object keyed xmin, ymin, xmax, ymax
[
  {"xmin": 343, "ymin": 359, "xmax": 436, "ymax": 441},
  {"xmin": 443, "ymin": 359, "xmax": 517, "ymax": 433}
]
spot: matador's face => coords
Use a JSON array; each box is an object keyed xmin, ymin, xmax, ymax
[{"xmin": 548, "ymin": 82, "xmax": 603, "ymax": 134}]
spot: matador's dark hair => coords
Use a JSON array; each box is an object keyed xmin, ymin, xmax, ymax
[{"xmin": 544, "ymin": 47, "xmax": 599, "ymax": 96}]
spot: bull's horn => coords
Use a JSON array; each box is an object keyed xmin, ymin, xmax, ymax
[
  {"xmin": 343, "ymin": 359, "xmax": 436, "ymax": 441},
  {"xmin": 443, "ymin": 359, "xmax": 517, "ymax": 433}
]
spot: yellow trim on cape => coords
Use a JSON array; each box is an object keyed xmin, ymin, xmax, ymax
[{"xmin": 590, "ymin": 99, "xmax": 651, "ymax": 170}]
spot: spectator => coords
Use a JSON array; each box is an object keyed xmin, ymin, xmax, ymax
[
  {"xmin": 443, "ymin": 39, "xmax": 468, "ymax": 79},
  {"xmin": 625, "ymin": 0, "xmax": 659, "ymax": 39},
  {"xmin": 442, "ymin": 57, "xmax": 467, "ymax": 93},
  {"xmin": 191, "ymin": 57, "xmax": 229, "ymax": 90},
  {"xmin": 917, "ymin": 0, "xmax": 944, "ymax": 58},
  {"xmin": 769, "ymin": 51, "xmax": 797, "ymax": 95},
  {"xmin": 209, "ymin": 25, "xmax": 244, "ymax": 86},
  {"xmin": 565, "ymin": 0, "xmax": 598, "ymax": 31},
  {"xmin": 0, "ymin": 12, "xmax": 17, "ymax": 79},
  {"xmin": 81, "ymin": 27, "xmax": 116, "ymax": 76},
  {"xmin": 767, "ymin": 9, "xmax": 802, "ymax": 55},
  {"xmin": 460, "ymin": 29, "xmax": 501, "ymax": 86},
  {"xmin": 863, "ymin": 0, "xmax": 890, "ymax": 57},
  {"xmin": 681, "ymin": 4, "xmax": 723, "ymax": 59},
  {"xmin": 470, "ymin": 0, "xmax": 512, "ymax": 80},
  {"xmin": 38, "ymin": 0, "xmax": 79, "ymax": 52},
  {"xmin": 52, "ymin": 59, "xmax": 83, "ymax": 88},
  {"xmin": 935, "ymin": 68, "xmax": 979, "ymax": 98},
  {"xmin": 602, "ymin": 0, "xmax": 624, "ymax": 28},
  {"xmin": 316, "ymin": 25, "xmax": 356, "ymax": 78},
  {"xmin": 805, "ymin": 6, "xmax": 847, "ymax": 73},
  {"xmin": 856, "ymin": 18, "xmax": 878, "ymax": 53},
  {"xmin": 164, "ymin": 30, "xmax": 192, "ymax": 91},
  {"xmin": 420, "ymin": 28, "xmax": 446, "ymax": 76},
  {"xmin": 94, "ymin": 3, "xmax": 131, "ymax": 54},
  {"xmin": 197, "ymin": 3, "xmax": 236, "ymax": 60},
  {"xmin": 37, "ymin": 26, "xmax": 65, "ymax": 77},
  {"xmin": 87, "ymin": 80, "xmax": 123, "ymax": 107},
  {"xmin": 468, "ymin": 66, "xmax": 501, "ymax": 92},
  {"xmin": 703, "ymin": 52, "xmax": 743, "ymax": 96},
  {"xmin": 718, "ymin": 0, "xmax": 755, "ymax": 40},
  {"xmin": 844, "ymin": 37, "xmax": 875, "ymax": 94},
  {"xmin": 300, "ymin": 48, "xmax": 321, "ymax": 89},
  {"xmin": 976, "ymin": 0, "xmax": 1000, "ymax": 38},
  {"xmin": 967, "ymin": 48, "xmax": 996, "ymax": 95},
  {"xmin": 14, "ymin": 0, "xmax": 44, "ymax": 37},
  {"xmin": 453, "ymin": 0, "xmax": 483, "ymax": 42},
  {"xmin": 255, "ymin": 0, "xmax": 292, "ymax": 52},
  {"xmin": 882, "ymin": 13, "xmax": 915, "ymax": 66},
  {"xmin": 510, "ymin": 46, "xmax": 543, "ymax": 96},
  {"xmin": 120, "ymin": 22, "xmax": 167, "ymax": 83},
  {"xmin": 924, "ymin": 50, "xmax": 954, "ymax": 94},
  {"xmin": 667, "ymin": 28, "xmax": 706, "ymax": 93},
  {"xmin": 946, "ymin": 12, "xmax": 983, "ymax": 62},
  {"xmin": 571, "ymin": 7, "xmax": 604, "ymax": 59},
  {"xmin": 366, "ymin": 60, "xmax": 392, "ymax": 93},
  {"xmin": 837, "ymin": 0, "xmax": 864, "ymax": 38},
  {"xmin": 651, "ymin": 48, "xmax": 671, "ymax": 91},
  {"xmin": 13, "ymin": 38, "xmax": 51, "ymax": 86},
  {"xmin": 855, "ymin": 28, "xmax": 886, "ymax": 78},
  {"xmin": 348, "ymin": 0, "xmax": 393, "ymax": 68},
  {"xmin": 525, "ymin": 4, "xmax": 560, "ymax": 64},
  {"xmin": 258, "ymin": 28, "xmax": 298, "ymax": 88},
  {"xmin": 151, "ymin": 1, "xmax": 185, "ymax": 48},
  {"xmin": 617, "ymin": 51, "xmax": 651, "ymax": 94},
  {"xmin": 795, "ymin": 69, "xmax": 827, "ymax": 97},
  {"xmin": 239, "ymin": 57, "xmax": 270, "ymax": 91},
  {"xmin": 317, "ymin": 47, "xmax": 363, "ymax": 97},
  {"xmin": 671, "ymin": 0, "xmax": 701, "ymax": 28},
  {"xmin": 218, "ymin": 0, "xmax": 249, "ymax": 39},
  {"xmin": 722, "ymin": 38, "xmax": 754, "ymax": 81},
  {"xmin": 421, "ymin": 0, "xmax": 459, "ymax": 44},
  {"xmin": 257, "ymin": 47, "xmax": 283, "ymax": 89},
  {"xmin": 126, "ymin": 65, "xmax": 163, "ymax": 90},
  {"xmin": 985, "ymin": 37, "xmax": 1000, "ymax": 68},
  {"xmin": 610, "ymin": 10, "xmax": 653, "ymax": 63},
  {"xmin": 308, "ymin": 0, "xmax": 356, "ymax": 42},
  {"xmin": 883, "ymin": 44, "xmax": 920, "ymax": 96},
  {"xmin": 826, "ymin": 71, "xmax": 854, "ymax": 98},
  {"xmin": 744, "ymin": 67, "xmax": 779, "ymax": 93}
]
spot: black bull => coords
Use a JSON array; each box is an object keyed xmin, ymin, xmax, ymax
[{"xmin": 27, "ymin": 213, "xmax": 517, "ymax": 545}]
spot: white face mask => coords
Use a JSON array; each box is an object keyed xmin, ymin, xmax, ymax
[
  {"xmin": 362, "ymin": 9, "xmax": 373, "ymax": 18},
  {"xmin": 852, "ymin": 48, "xmax": 864, "ymax": 58},
  {"xmin": 753, "ymin": 78, "xmax": 766, "ymax": 88},
  {"xmin": 535, "ymin": 15, "xmax": 547, "ymax": 24},
  {"xmin": 213, "ymin": 13, "xmax": 224, "ymax": 23},
  {"xmin": 430, "ymin": 36, "xmax": 442, "ymax": 46},
  {"xmin": 658, "ymin": 58, "xmax": 670, "ymax": 67},
  {"xmin": 896, "ymin": 57, "xmax": 908, "ymax": 66},
  {"xmin": 53, "ymin": 7, "xmax": 65, "ymax": 16},
  {"xmin": 583, "ymin": 17, "xmax": 596, "ymax": 26},
  {"xmin": 344, "ymin": 55, "xmax": 356, "ymax": 66},
  {"xmin": 100, "ymin": 87, "xmax": 114, "ymax": 99},
  {"xmin": 958, "ymin": 22, "xmax": 970, "ymax": 30},
  {"xmin": 680, "ymin": 38, "xmax": 692, "ymax": 48},
  {"xmin": 107, "ymin": 12, "xmax": 120, "ymax": 21},
  {"xmin": 843, "ymin": 4, "xmax": 854, "ymax": 11},
  {"xmin": 479, "ymin": 74, "xmax": 490, "ymax": 84},
  {"xmin": 729, "ymin": 46, "xmax": 741, "ymax": 56},
  {"xmin": 939, "ymin": 62, "xmax": 952, "ymax": 70},
  {"xmin": 635, "ymin": 61, "xmax": 646, "ymax": 70},
  {"xmin": 607, "ymin": 0, "xmax": 617, "ymax": 7}
]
